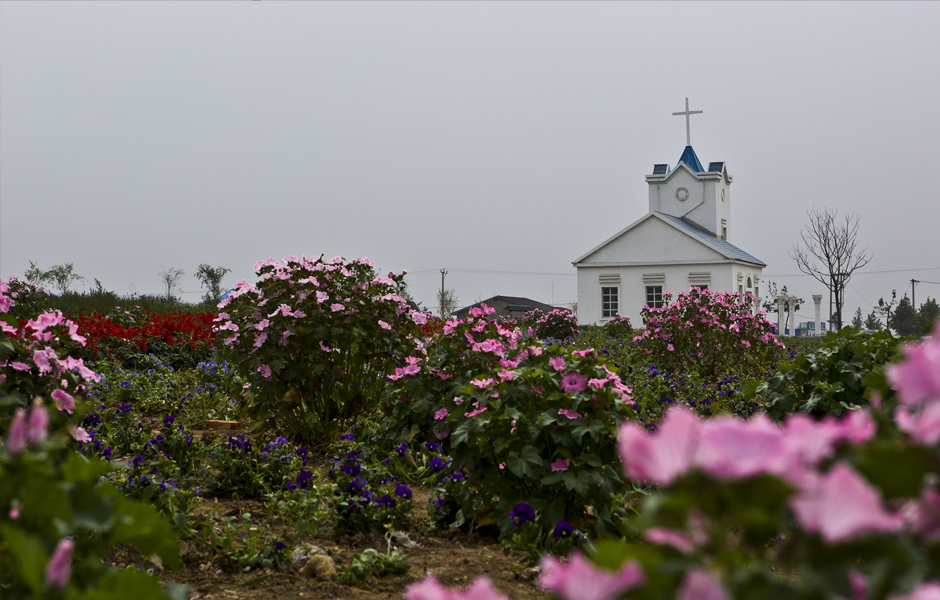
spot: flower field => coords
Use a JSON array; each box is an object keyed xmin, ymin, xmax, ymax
[{"xmin": 2, "ymin": 257, "xmax": 940, "ymax": 600}]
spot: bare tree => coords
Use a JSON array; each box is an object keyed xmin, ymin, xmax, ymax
[
  {"xmin": 25, "ymin": 262, "xmax": 85, "ymax": 294},
  {"xmin": 790, "ymin": 208, "xmax": 872, "ymax": 330},
  {"xmin": 158, "ymin": 267, "xmax": 185, "ymax": 301}
]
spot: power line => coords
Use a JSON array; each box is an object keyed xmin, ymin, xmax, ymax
[
  {"xmin": 765, "ymin": 266, "xmax": 940, "ymax": 278},
  {"xmin": 406, "ymin": 268, "xmax": 575, "ymax": 278}
]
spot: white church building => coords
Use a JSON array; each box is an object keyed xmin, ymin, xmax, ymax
[{"xmin": 573, "ymin": 100, "xmax": 765, "ymax": 326}]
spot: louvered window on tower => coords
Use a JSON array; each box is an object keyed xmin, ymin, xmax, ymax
[
  {"xmin": 708, "ymin": 162, "xmax": 724, "ymax": 172},
  {"xmin": 652, "ymin": 164, "xmax": 669, "ymax": 175}
]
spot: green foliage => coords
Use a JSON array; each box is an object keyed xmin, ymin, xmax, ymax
[
  {"xmin": 25, "ymin": 262, "xmax": 85, "ymax": 295},
  {"xmin": 216, "ymin": 256, "xmax": 420, "ymax": 446},
  {"xmin": 747, "ymin": 327, "xmax": 901, "ymax": 421},
  {"xmin": 338, "ymin": 531, "xmax": 410, "ymax": 588}
]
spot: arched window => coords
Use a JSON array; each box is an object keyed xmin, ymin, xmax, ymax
[{"xmin": 746, "ymin": 277, "xmax": 752, "ymax": 289}]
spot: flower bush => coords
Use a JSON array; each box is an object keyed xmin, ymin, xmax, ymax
[
  {"xmin": 632, "ymin": 288, "xmax": 784, "ymax": 380},
  {"xmin": 386, "ymin": 305, "xmax": 636, "ymax": 539},
  {"xmin": 2, "ymin": 277, "xmax": 52, "ymax": 321},
  {"xmin": 603, "ymin": 312, "xmax": 633, "ymax": 340},
  {"xmin": 519, "ymin": 308, "xmax": 579, "ymax": 341},
  {"xmin": 215, "ymin": 255, "xmax": 423, "ymax": 445},
  {"xmin": 0, "ymin": 281, "xmax": 182, "ymax": 600}
]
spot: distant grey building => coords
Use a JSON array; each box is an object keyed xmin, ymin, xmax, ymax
[{"xmin": 453, "ymin": 295, "xmax": 566, "ymax": 320}]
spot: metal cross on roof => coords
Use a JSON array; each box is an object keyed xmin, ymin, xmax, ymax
[{"xmin": 672, "ymin": 97, "xmax": 703, "ymax": 146}]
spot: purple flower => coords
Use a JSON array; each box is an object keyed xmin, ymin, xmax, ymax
[
  {"xmin": 509, "ymin": 502, "xmax": 535, "ymax": 527},
  {"xmin": 429, "ymin": 457, "xmax": 448, "ymax": 473},
  {"xmin": 273, "ymin": 541, "xmax": 287, "ymax": 550},
  {"xmin": 162, "ymin": 414, "xmax": 175, "ymax": 427},
  {"xmin": 394, "ymin": 444, "xmax": 409, "ymax": 457},
  {"xmin": 340, "ymin": 463, "xmax": 361, "ymax": 476},
  {"xmin": 554, "ymin": 520, "xmax": 575, "ymax": 540},
  {"xmin": 425, "ymin": 440, "xmax": 442, "ymax": 454},
  {"xmin": 347, "ymin": 477, "xmax": 367, "ymax": 494},
  {"xmin": 395, "ymin": 483, "xmax": 412, "ymax": 499},
  {"xmin": 376, "ymin": 494, "xmax": 397, "ymax": 508},
  {"xmin": 340, "ymin": 433, "xmax": 355, "ymax": 441},
  {"xmin": 295, "ymin": 470, "xmax": 313, "ymax": 490}
]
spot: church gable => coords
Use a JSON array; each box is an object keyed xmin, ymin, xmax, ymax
[{"xmin": 575, "ymin": 215, "xmax": 726, "ymax": 266}]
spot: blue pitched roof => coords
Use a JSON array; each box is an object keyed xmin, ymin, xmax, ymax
[
  {"xmin": 657, "ymin": 213, "xmax": 767, "ymax": 266},
  {"xmin": 677, "ymin": 145, "xmax": 704, "ymax": 172}
]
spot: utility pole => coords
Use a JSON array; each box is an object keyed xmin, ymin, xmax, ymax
[
  {"xmin": 912, "ymin": 279, "xmax": 919, "ymax": 308},
  {"xmin": 440, "ymin": 269, "xmax": 448, "ymax": 319}
]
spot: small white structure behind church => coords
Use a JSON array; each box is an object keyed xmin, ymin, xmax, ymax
[{"xmin": 573, "ymin": 101, "xmax": 765, "ymax": 325}]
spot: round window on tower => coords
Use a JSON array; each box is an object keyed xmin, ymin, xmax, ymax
[{"xmin": 676, "ymin": 187, "xmax": 689, "ymax": 201}]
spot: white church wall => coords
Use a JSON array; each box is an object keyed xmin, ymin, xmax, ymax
[
  {"xmin": 577, "ymin": 261, "xmax": 760, "ymax": 326},
  {"xmin": 583, "ymin": 217, "xmax": 725, "ymax": 265}
]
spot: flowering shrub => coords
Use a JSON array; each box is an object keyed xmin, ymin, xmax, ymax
[
  {"xmin": 0, "ymin": 281, "xmax": 182, "ymax": 599},
  {"xmin": 632, "ymin": 288, "xmax": 783, "ymax": 380},
  {"xmin": 519, "ymin": 308, "xmax": 579, "ymax": 341},
  {"xmin": 386, "ymin": 305, "xmax": 636, "ymax": 539},
  {"xmin": 603, "ymin": 312, "xmax": 633, "ymax": 339},
  {"xmin": 215, "ymin": 255, "xmax": 422, "ymax": 444},
  {"xmin": 2, "ymin": 277, "xmax": 51, "ymax": 321}
]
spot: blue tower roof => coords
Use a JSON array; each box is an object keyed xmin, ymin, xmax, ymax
[{"xmin": 677, "ymin": 145, "xmax": 704, "ymax": 173}]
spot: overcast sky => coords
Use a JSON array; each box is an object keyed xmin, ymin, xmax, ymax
[{"xmin": 2, "ymin": 2, "xmax": 939, "ymax": 324}]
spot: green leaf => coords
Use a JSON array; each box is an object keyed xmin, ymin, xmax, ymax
[
  {"xmin": 857, "ymin": 443, "xmax": 932, "ymax": 500},
  {"xmin": 0, "ymin": 524, "xmax": 48, "ymax": 591},
  {"xmin": 72, "ymin": 568, "xmax": 169, "ymax": 600}
]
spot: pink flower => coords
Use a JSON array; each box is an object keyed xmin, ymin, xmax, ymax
[
  {"xmin": 497, "ymin": 369, "xmax": 516, "ymax": 382},
  {"xmin": 257, "ymin": 364, "xmax": 272, "ymax": 378},
  {"xmin": 572, "ymin": 349, "xmax": 596, "ymax": 358},
  {"xmin": 677, "ymin": 568, "xmax": 730, "ymax": 600},
  {"xmin": 549, "ymin": 357, "xmax": 566, "ymax": 371},
  {"xmin": 551, "ymin": 458, "xmax": 570, "ymax": 471},
  {"xmin": 378, "ymin": 320, "xmax": 391, "ymax": 330},
  {"xmin": 896, "ymin": 403, "xmax": 940, "ymax": 446},
  {"xmin": 588, "ymin": 378, "xmax": 607, "ymax": 390},
  {"xmin": 453, "ymin": 396, "xmax": 464, "ymax": 405},
  {"xmin": 471, "ymin": 378, "xmax": 494, "ymax": 389},
  {"xmin": 27, "ymin": 405, "xmax": 49, "ymax": 442},
  {"xmin": 405, "ymin": 574, "xmax": 510, "ymax": 600},
  {"xmin": 558, "ymin": 408, "xmax": 581, "ymax": 420},
  {"xmin": 618, "ymin": 406, "xmax": 699, "ymax": 485},
  {"xmin": 790, "ymin": 462, "xmax": 903, "ymax": 544},
  {"xmin": 645, "ymin": 527, "xmax": 695, "ymax": 554},
  {"xmin": 560, "ymin": 372, "xmax": 588, "ymax": 393},
  {"xmin": 6, "ymin": 408, "xmax": 27, "ymax": 455},
  {"xmin": 45, "ymin": 538, "xmax": 73, "ymax": 589},
  {"xmin": 539, "ymin": 552, "xmax": 644, "ymax": 600},
  {"xmin": 69, "ymin": 426, "xmax": 92, "ymax": 443},
  {"xmin": 667, "ymin": 344, "xmax": 675, "ymax": 352},
  {"xmin": 411, "ymin": 311, "xmax": 428, "ymax": 325},
  {"xmin": 434, "ymin": 408, "xmax": 449, "ymax": 420},
  {"xmin": 316, "ymin": 291, "xmax": 329, "ymax": 303},
  {"xmin": 434, "ymin": 427, "xmax": 450, "ymax": 440},
  {"xmin": 888, "ymin": 581, "xmax": 940, "ymax": 600},
  {"xmin": 695, "ymin": 413, "xmax": 788, "ymax": 480},
  {"xmin": 9, "ymin": 506, "xmax": 20, "ymax": 520},
  {"xmin": 466, "ymin": 405, "xmax": 488, "ymax": 418},
  {"xmin": 331, "ymin": 303, "xmax": 345, "ymax": 312},
  {"xmin": 254, "ymin": 332, "xmax": 268, "ymax": 348},
  {"xmin": 51, "ymin": 389, "xmax": 74, "ymax": 414},
  {"xmin": 887, "ymin": 322, "xmax": 940, "ymax": 406}
]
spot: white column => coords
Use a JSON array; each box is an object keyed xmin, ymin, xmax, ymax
[
  {"xmin": 813, "ymin": 294, "xmax": 822, "ymax": 336},
  {"xmin": 788, "ymin": 296, "xmax": 796, "ymax": 336},
  {"xmin": 776, "ymin": 296, "xmax": 785, "ymax": 336}
]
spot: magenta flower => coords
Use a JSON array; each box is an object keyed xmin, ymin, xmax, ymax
[
  {"xmin": 330, "ymin": 303, "xmax": 345, "ymax": 312},
  {"xmin": 404, "ymin": 574, "xmax": 510, "ymax": 600},
  {"xmin": 888, "ymin": 582, "xmax": 940, "ymax": 600},
  {"xmin": 539, "ymin": 552, "xmax": 644, "ymax": 600},
  {"xmin": 69, "ymin": 426, "xmax": 92, "ymax": 443},
  {"xmin": 560, "ymin": 372, "xmax": 588, "ymax": 393},
  {"xmin": 549, "ymin": 357, "xmax": 566, "ymax": 371},
  {"xmin": 51, "ymin": 389, "xmax": 74, "ymax": 414},
  {"xmin": 434, "ymin": 408, "xmax": 449, "ymax": 420},
  {"xmin": 887, "ymin": 322, "xmax": 940, "ymax": 406},
  {"xmin": 551, "ymin": 458, "xmax": 570, "ymax": 472},
  {"xmin": 645, "ymin": 527, "xmax": 695, "ymax": 554},
  {"xmin": 695, "ymin": 413, "xmax": 788, "ymax": 480},
  {"xmin": 411, "ymin": 311, "xmax": 428, "ymax": 325},
  {"xmin": 790, "ymin": 462, "xmax": 903, "ymax": 544},
  {"xmin": 257, "ymin": 364, "xmax": 272, "ymax": 378},
  {"xmin": 588, "ymin": 378, "xmax": 607, "ymax": 390},
  {"xmin": 6, "ymin": 408, "xmax": 27, "ymax": 455},
  {"xmin": 378, "ymin": 320, "xmax": 391, "ymax": 330},
  {"xmin": 465, "ymin": 405, "xmax": 488, "ymax": 418},
  {"xmin": 618, "ymin": 406, "xmax": 699, "ymax": 485},
  {"xmin": 896, "ymin": 403, "xmax": 940, "ymax": 446},
  {"xmin": 45, "ymin": 538, "xmax": 73, "ymax": 589},
  {"xmin": 558, "ymin": 408, "xmax": 581, "ymax": 420},
  {"xmin": 677, "ymin": 568, "xmax": 730, "ymax": 600}
]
